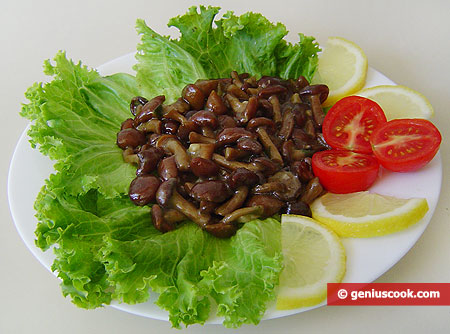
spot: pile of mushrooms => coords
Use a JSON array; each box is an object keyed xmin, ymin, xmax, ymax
[{"xmin": 116, "ymin": 71, "xmax": 330, "ymax": 238}]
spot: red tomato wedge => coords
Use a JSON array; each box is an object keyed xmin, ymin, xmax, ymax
[
  {"xmin": 370, "ymin": 119, "xmax": 441, "ymax": 172},
  {"xmin": 323, "ymin": 96, "xmax": 387, "ymax": 153},
  {"xmin": 312, "ymin": 150, "xmax": 380, "ymax": 194}
]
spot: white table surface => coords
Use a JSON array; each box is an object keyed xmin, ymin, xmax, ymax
[{"xmin": 2, "ymin": 0, "xmax": 450, "ymax": 333}]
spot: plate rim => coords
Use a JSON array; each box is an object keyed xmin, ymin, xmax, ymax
[{"xmin": 8, "ymin": 52, "xmax": 443, "ymax": 323}]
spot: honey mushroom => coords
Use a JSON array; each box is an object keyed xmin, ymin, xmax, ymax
[{"xmin": 117, "ymin": 72, "xmax": 330, "ymax": 237}]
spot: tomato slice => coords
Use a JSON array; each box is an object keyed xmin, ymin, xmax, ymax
[
  {"xmin": 312, "ymin": 150, "xmax": 380, "ymax": 193},
  {"xmin": 370, "ymin": 119, "xmax": 441, "ymax": 172},
  {"xmin": 323, "ymin": 96, "xmax": 387, "ymax": 153}
]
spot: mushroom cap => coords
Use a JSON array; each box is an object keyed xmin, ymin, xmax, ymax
[
  {"xmin": 182, "ymin": 84, "xmax": 206, "ymax": 110},
  {"xmin": 134, "ymin": 95, "xmax": 165, "ymax": 126},
  {"xmin": 156, "ymin": 178, "xmax": 177, "ymax": 208},
  {"xmin": 298, "ymin": 84, "xmax": 329, "ymax": 104},
  {"xmin": 190, "ymin": 157, "xmax": 219, "ymax": 178},
  {"xmin": 216, "ymin": 127, "xmax": 255, "ymax": 146},
  {"xmin": 189, "ymin": 110, "xmax": 218, "ymax": 129},
  {"xmin": 190, "ymin": 180, "xmax": 232, "ymax": 203},
  {"xmin": 116, "ymin": 128, "xmax": 146, "ymax": 149},
  {"xmin": 129, "ymin": 175, "xmax": 161, "ymax": 206},
  {"xmin": 246, "ymin": 195, "xmax": 284, "ymax": 217},
  {"xmin": 246, "ymin": 117, "xmax": 276, "ymax": 132}
]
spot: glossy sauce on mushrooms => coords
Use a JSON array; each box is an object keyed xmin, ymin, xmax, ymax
[{"xmin": 117, "ymin": 72, "xmax": 330, "ymax": 237}]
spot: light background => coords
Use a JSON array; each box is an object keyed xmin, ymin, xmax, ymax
[{"xmin": 1, "ymin": 0, "xmax": 449, "ymax": 333}]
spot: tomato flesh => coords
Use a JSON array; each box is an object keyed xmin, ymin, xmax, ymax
[
  {"xmin": 323, "ymin": 96, "xmax": 387, "ymax": 154},
  {"xmin": 370, "ymin": 119, "xmax": 441, "ymax": 172},
  {"xmin": 312, "ymin": 150, "xmax": 380, "ymax": 194}
]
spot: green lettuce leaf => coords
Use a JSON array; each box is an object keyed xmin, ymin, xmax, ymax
[
  {"xmin": 275, "ymin": 33, "xmax": 321, "ymax": 82},
  {"xmin": 198, "ymin": 218, "xmax": 282, "ymax": 328},
  {"xmin": 36, "ymin": 172, "xmax": 281, "ymax": 326},
  {"xmin": 34, "ymin": 173, "xmax": 155, "ymax": 308},
  {"xmin": 23, "ymin": 52, "xmax": 284, "ymax": 328},
  {"xmin": 21, "ymin": 52, "xmax": 139, "ymax": 197},
  {"xmin": 168, "ymin": 5, "xmax": 320, "ymax": 81},
  {"xmin": 102, "ymin": 218, "xmax": 281, "ymax": 328},
  {"xmin": 134, "ymin": 19, "xmax": 207, "ymax": 103},
  {"xmin": 21, "ymin": 6, "xmax": 322, "ymax": 328}
]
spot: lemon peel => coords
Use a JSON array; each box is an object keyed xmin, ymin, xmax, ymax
[
  {"xmin": 310, "ymin": 191, "xmax": 429, "ymax": 238},
  {"xmin": 356, "ymin": 85, "xmax": 434, "ymax": 120},
  {"xmin": 312, "ymin": 36, "xmax": 368, "ymax": 107},
  {"xmin": 276, "ymin": 215, "xmax": 346, "ymax": 310}
]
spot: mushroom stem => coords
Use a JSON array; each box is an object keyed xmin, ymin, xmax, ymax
[
  {"xmin": 219, "ymin": 206, "xmax": 264, "ymax": 225},
  {"xmin": 256, "ymin": 127, "xmax": 283, "ymax": 164},
  {"xmin": 122, "ymin": 148, "xmax": 139, "ymax": 164},
  {"xmin": 310, "ymin": 94, "xmax": 324, "ymax": 127},
  {"xmin": 227, "ymin": 84, "xmax": 248, "ymax": 100},
  {"xmin": 164, "ymin": 109, "xmax": 188, "ymax": 125},
  {"xmin": 215, "ymin": 186, "xmax": 249, "ymax": 216},
  {"xmin": 253, "ymin": 182, "xmax": 286, "ymax": 194},
  {"xmin": 187, "ymin": 143, "xmax": 215, "ymax": 160},
  {"xmin": 268, "ymin": 95, "xmax": 282, "ymax": 125},
  {"xmin": 212, "ymin": 153, "xmax": 261, "ymax": 172},
  {"xmin": 170, "ymin": 191, "xmax": 210, "ymax": 227},
  {"xmin": 189, "ymin": 132, "xmax": 216, "ymax": 144},
  {"xmin": 226, "ymin": 93, "xmax": 247, "ymax": 115},
  {"xmin": 224, "ymin": 147, "xmax": 248, "ymax": 161},
  {"xmin": 137, "ymin": 119, "xmax": 162, "ymax": 134},
  {"xmin": 156, "ymin": 135, "xmax": 190, "ymax": 171}
]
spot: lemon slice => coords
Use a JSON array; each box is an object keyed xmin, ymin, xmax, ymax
[
  {"xmin": 356, "ymin": 85, "xmax": 434, "ymax": 120},
  {"xmin": 312, "ymin": 36, "xmax": 368, "ymax": 107},
  {"xmin": 310, "ymin": 192, "xmax": 429, "ymax": 238},
  {"xmin": 276, "ymin": 215, "xmax": 346, "ymax": 310}
]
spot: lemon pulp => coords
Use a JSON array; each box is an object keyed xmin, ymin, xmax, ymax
[
  {"xmin": 276, "ymin": 215, "xmax": 346, "ymax": 310},
  {"xmin": 310, "ymin": 191, "xmax": 429, "ymax": 238},
  {"xmin": 312, "ymin": 36, "xmax": 368, "ymax": 107},
  {"xmin": 356, "ymin": 85, "xmax": 434, "ymax": 120}
]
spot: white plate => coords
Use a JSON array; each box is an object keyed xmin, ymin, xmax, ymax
[{"xmin": 8, "ymin": 53, "xmax": 442, "ymax": 323}]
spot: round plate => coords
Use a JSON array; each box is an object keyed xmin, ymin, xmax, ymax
[{"xmin": 8, "ymin": 53, "xmax": 442, "ymax": 323}]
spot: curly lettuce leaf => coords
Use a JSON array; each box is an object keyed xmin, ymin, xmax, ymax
[
  {"xmin": 134, "ymin": 19, "xmax": 207, "ymax": 103},
  {"xmin": 198, "ymin": 219, "xmax": 282, "ymax": 328},
  {"xmin": 20, "ymin": 6, "xmax": 323, "ymax": 328},
  {"xmin": 35, "ymin": 174, "xmax": 282, "ymax": 327},
  {"xmin": 275, "ymin": 33, "xmax": 321, "ymax": 82},
  {"xmin": 168, "ymin": 5, "xmax": 319, "ymax": 81},
  {"xmin": 34, "ymin": 172, "xmax": 155, "ymax": 308},
  {"xmin": 102, "ymin": 218, "xmax": 282, "ymax": 328},
  {"xmin": 21, "ymin": 52, "xmax": 139, "ymax": 197}
]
